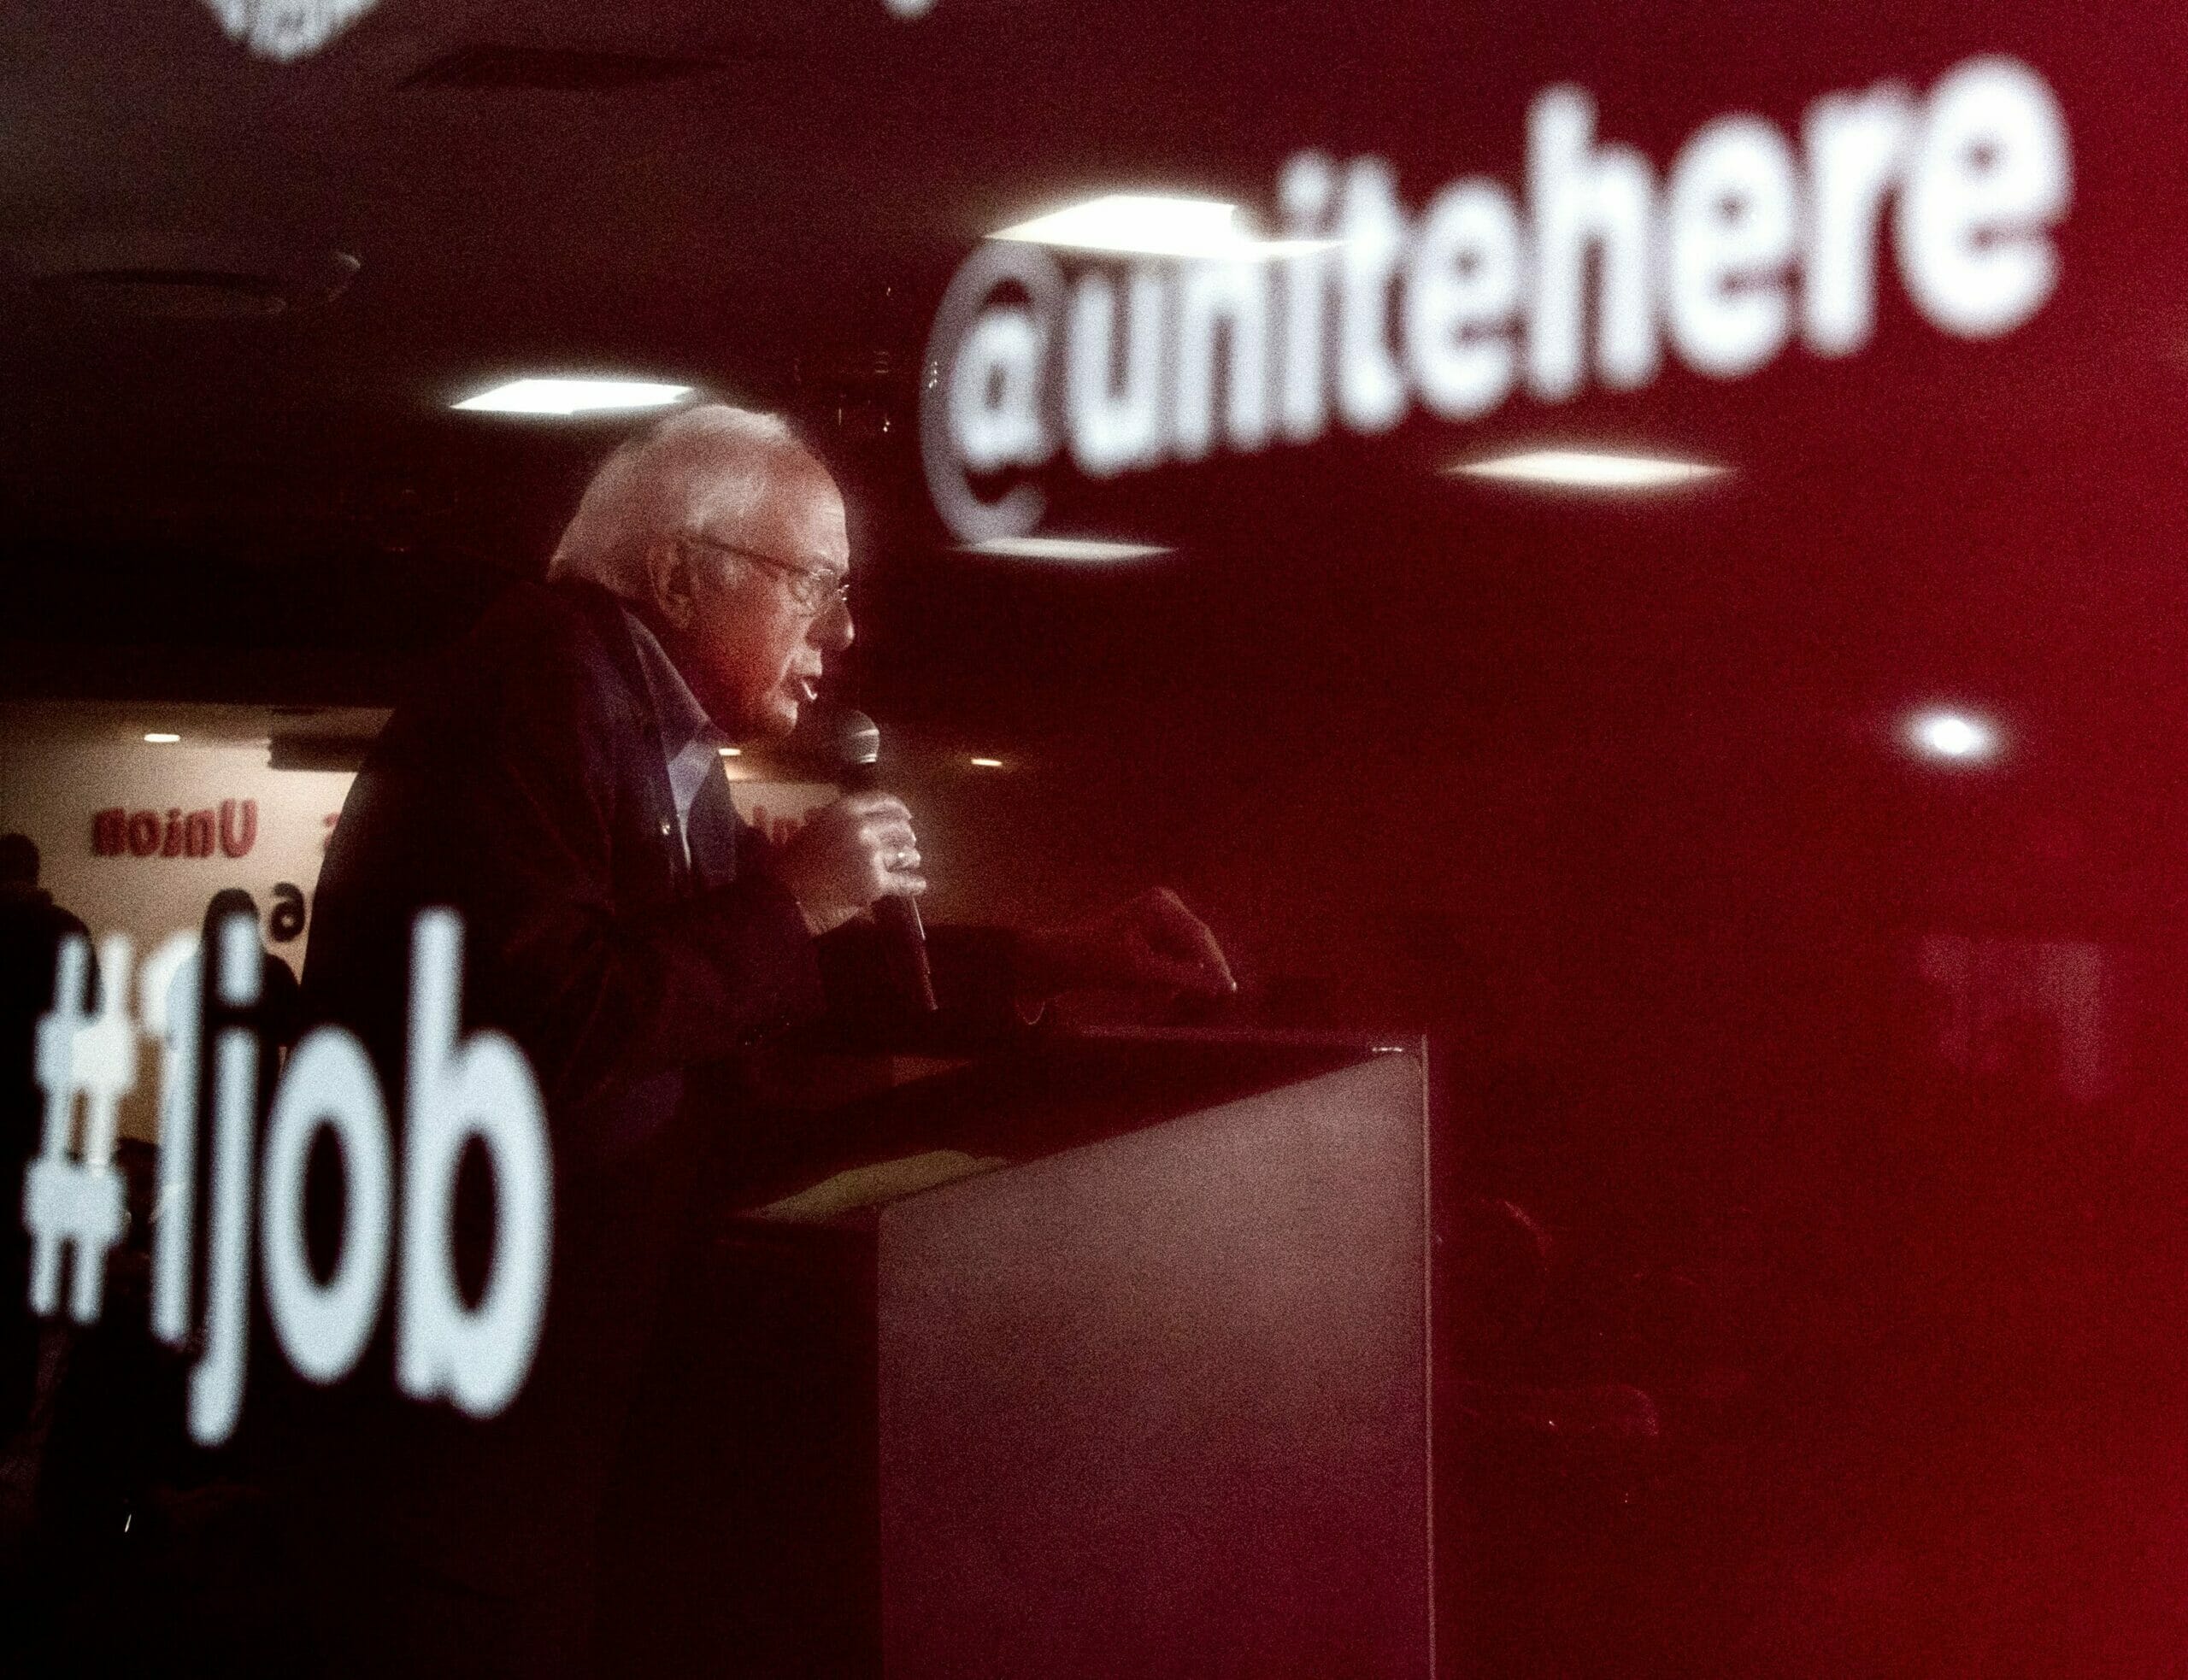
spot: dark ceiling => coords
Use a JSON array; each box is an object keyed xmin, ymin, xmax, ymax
[
  {"xmin": 1, "ymin": 0, "xmax": 1469, "ymax": 714},
  {"xmin": 10, "ymin": 1, "xmax": 2188, "ymax": 975}
]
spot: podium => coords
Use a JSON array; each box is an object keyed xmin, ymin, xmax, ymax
[{"xmin": 598, "ymin": 1030, "xmax": 1437, "ymax": 1679}]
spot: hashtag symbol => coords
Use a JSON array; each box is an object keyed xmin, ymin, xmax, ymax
[{"xmin": 23, "ymin": 933, "xmax": 138, "ymax": 1324}]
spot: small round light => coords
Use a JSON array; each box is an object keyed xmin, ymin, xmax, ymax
[
  {"xmin": 1907, "ymin": 710, "xmax": 1998, "ymax": 763},
  {"xmin": 144, "ymin": 732, "xmax": 181, "ymax": 744}
]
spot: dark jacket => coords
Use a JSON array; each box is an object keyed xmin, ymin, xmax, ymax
[
  {"xmin": 308, "ymin": 575, "xmax": 828, "ymax": 1155},
  {"xmin": 288, "ymin": 576, "xmax": 1011, "ymax": 1621}
]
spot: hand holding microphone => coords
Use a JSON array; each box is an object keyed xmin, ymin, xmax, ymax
[
  {"xmin": 766, "ymin": 708, "xmax": 939, "ymax": 1012},
  {"xmin": 766, "ymin": 710, "xmax": 1234, "ymax": 1019},
  {"xmin": 766, "ymin": 791, "xmax": 926, "ymax": 938}
]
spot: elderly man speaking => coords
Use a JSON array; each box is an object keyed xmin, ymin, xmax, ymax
[{"xmin": 288, "ymin": 405, "xmax": 1233, "ymax": 1674}]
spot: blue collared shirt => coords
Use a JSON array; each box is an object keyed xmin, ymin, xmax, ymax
[{"xmin": 621, "ymin": 608, "xmax": 733, "ymax": 867}]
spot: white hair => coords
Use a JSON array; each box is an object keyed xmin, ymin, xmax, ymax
[{"xmin": 547, "ymin": 404, "xmax": 822, "ymax": 599}]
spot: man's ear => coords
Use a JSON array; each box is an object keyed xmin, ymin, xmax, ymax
[{"xmin": 641, "ymin": 536, "xmax": 698, "ymax": 632}]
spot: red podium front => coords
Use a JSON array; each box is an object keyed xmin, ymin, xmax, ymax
[
  {"xmin": 878, "ymin": 1048, "xmax": 1434, "ymax": 1679},
  {"xmin": 599, "ymin": 1031, "xmax": 1435, "ymax": 1679}
]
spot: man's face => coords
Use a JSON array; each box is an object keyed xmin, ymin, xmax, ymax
[{"xmin": 669, "ymin": 461, "xmax": 853, "ymax": 741}]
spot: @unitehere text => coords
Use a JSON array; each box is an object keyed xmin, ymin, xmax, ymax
[{"xmin": 922, "ymin": 55, "xmax": 2071, "ymax": 542}]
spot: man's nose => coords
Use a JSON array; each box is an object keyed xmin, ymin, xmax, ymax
[{"xmin": 813, "ymin": 602, "xmax": 853, "ymax": 653}]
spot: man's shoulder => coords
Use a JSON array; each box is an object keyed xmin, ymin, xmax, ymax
[
  {"xmin": 463, "ymin": 575, "xmax": 632, "ymax": 673},
  {"xmin": 0, "ymin": 888, "xmax": 79, "ymax": 943},
  {"xmin": 408, "ymin": 578, "xmax": 644, "ymax": 723},
  {"xmin": 349, "ymin": 579, "xmax": 650, "ymax": 800},
  {"xmin": 0, "ymin": 890, "xmax": 85, "ymax": 994}
]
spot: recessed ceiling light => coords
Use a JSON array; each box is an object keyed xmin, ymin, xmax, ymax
[
  {"xmin": 1906, "ymin": 709, "xmax": 2000, "ymax": 763},
  {"xmin": 452, "ymin": 379, "xmax": 693, "ymax": 416},
  {"xmin": 968, "ymin": 756, "xmax": 1004, "ymax": 768},
  {"xmin": 959, "ymin": 535, "xmax": 1173, "ymax": 562},
  {"xmin": 1450, "ymin": 449, "xmax": 1726, "ymax": 489},
  {"xmin": 144, "ymin": 732, "xmax": 180, "ymax": 744},
  {"xmin": 991, "ymin": 195, "xmax": 1326, "ymax": 261},
  {"xmin": 716, "ymin": 746, "xmax": 741, "ymax": 757}
]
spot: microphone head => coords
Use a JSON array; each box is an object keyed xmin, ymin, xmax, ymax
[{"xmin": 832, "ymin": 708, "xmax": 881, "ymax": 771}]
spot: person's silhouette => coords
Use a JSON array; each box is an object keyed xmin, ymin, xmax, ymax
[
  {"xmin": 197, "ymin": 889, "xmax": 303, "ymax": 1060},
  {"xmin": 0, "ymin": 834, "xmax": 89, "ymax": 1443}
]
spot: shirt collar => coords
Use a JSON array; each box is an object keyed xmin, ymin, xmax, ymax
[{"xmin": 621, "ymin": 606, "xmax": 727, "ymax": 761}]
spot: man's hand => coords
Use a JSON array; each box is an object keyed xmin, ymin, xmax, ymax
[
  {"xmin": 765, "ymin": 791, "xmax": 925, "ymax": 936},
  {"xmin": 1017, "ymin": 888, "xmax": 1237, "ymax": 1003}
]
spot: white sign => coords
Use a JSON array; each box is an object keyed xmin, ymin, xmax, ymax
[
  {"xmin": 921, "ymin": 55, "xmax": 2072, "ymax": 541},
  {"xmin": 0, "ymin": 739, "xmax": 356, "ymax": 1143}
]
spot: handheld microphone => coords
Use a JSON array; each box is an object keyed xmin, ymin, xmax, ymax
[{"xmin": 832, "ymin": 709, "xmax": 938, "ymax": 1013}]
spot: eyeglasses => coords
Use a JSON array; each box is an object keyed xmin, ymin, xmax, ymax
[{"xmin": 685, "ymin": 534, "xmax": 851, "ymax": 616}]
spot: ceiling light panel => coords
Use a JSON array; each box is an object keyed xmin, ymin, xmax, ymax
[
  {"xmin": 453, "ymin": 379, "xmax": 692, "ymax": 416},
  {"xmin": 960, "ymin": 536, "xmax": 1173, "ymax": 562},
  {"xmin": 1451, "ymin": 449, "xmax": 1726, "ymax": 489},
  {"xmin": 1906, "ymin": 709, "xmax": 2001, "ymax": 763},
  {"xmin": 991, "ymin": 196, "xmax": 1326, "ymax": 261}
]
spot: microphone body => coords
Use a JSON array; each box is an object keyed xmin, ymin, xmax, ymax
[{"xmin": 833, "ymin": 711, "xmax": 939, "ymax": 1013}]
